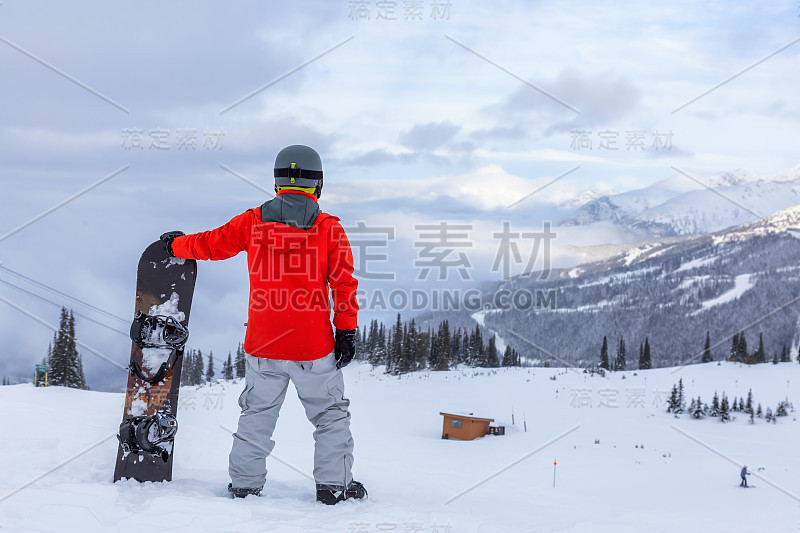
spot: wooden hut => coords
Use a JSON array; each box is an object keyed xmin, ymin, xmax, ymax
[{"xmin": 440, "ymin": 412, "xmax": 494, "ymax": 440}]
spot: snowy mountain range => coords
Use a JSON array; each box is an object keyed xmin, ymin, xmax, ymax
[
  {"xmin": 561, "ymin": 166, "xmax": 800, "ymax": 237},
  {"xmin": 475, "ymin": 203, "xmax": 800, "ymax": 368}
]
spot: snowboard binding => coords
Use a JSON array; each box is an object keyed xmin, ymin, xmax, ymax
[
  {"xmin": 117, "ymin": 412, "xmax": 178, "ymax": 462},
  {"xmin": 128, "ymin": 311, "xmax": 189, "ymax": 384},
  {"xmin": 130, "ymin": 311, "xmax": 189, "ymax": 349}
]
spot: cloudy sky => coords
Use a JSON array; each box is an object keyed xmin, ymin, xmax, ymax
[{"xmin": 1, "ymin": 0, "xmax": 798, "ymax": 390}]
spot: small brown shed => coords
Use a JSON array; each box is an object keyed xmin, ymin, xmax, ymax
[{"xmin": 440, "ymin": 412, "xmax": 494, "ymax": 440}]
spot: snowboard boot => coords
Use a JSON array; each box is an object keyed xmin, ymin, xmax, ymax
[
  {"xmin": 316, "ymin": 480, "xmax": 368, "ymax": 505},
  {"xmin": 228, "ymin": 483, "xmax": 262, "ymax": 498}
]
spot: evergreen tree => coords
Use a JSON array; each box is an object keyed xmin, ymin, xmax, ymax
[
  {"xmin": 206, "ymin": 352, "xmax": 215, "ymax": 382},
  {"xmin": 438, "ymin": 320, "xmax": 451, "ymax": 371},
  {"xmin": 486, "ymin": 335, "xmax": 500, "ymax": 368},
  {"xmin": 193, "ymin": 350, "xmax": 205, "ymax": 385},
  {"xmin": 599, "ymin": 336, "xmax": 609, "ymax": 370},
  {"xmin": 222, "ymin": 352, "xmax": 234, "ymax": 380},
  {"xmin": 667, "ymin": 385, "xmax": 678, "ymax": 413},
  {"xmin": 765, "ymin": 407, "xmax": 774, "ymax": 422},
  {"xmin": 501, "ymin": 345, "xmax": 516, "ymax": 367},
  {"xmin": 48, "ymin": 308, "xmax": 86, "ymax": 389},
  {"xmin": 737, "ymin": 331, "xmax": 748, "ymax": 363},
  {"xmin": 710, "ymin": 391, "xmax": 720, "ymax": 417},
  {"xmin": 690, "ymin": 396, "xmax": 705, "ymax": 419},
  {"xmin": 773, "ymin": 352, "xmax": 779, "ymax": 364},
  {"xmin": 235, "ymin": 343, "xmax": 246, "ymax": 379},
  {"xmin": 639, "ymin": 337, "xmax": 652, "ymax": 370},
  {"xmin": 375, "ymin": 324, "xmax": 387, "ymax": 368},
  {"xmin": 730, "ymin": 333, "xmax": 739, "ymax": 362},
  {"xmin": 180, "ymin": 351, "xmax": 193, "ymax": 386},
  {"xmin": 745, "ymin": 389, "xmax": 753, "ymax": 415},
  {"xmin": 395, "ymin": 323, "xmax": 411, "ymax": 375},
  {"xmin": 387, "ymin": 314, "xmax": 402, "ymax": 373},
  {"xmin": 719, "ymin": 393, "xmax": 730, "ymax": 422},
  {"xmin": 676, "ymin": 378, "xmax": 685, "ymax": 413},
  {"xmin": 738, "ymin": 397, "xmax": 745, "ymax": 412},
  {"xmin": 701, "ymin": 332, "xmax": 713, "ymax": 363},
  {"xmin": 49, "ymin": 308, "xmax": 69, "ymax": 386},
  {"xmin": 616, "ymin": 336, "xmax": 626, "ymax": 370},
  {"xmin": 756, "ymin": 403, "xmax": 763, "ymax": 418},
  {"xmin": 754, "ymin": 333, "xmax": 765, "ymax": 364}
]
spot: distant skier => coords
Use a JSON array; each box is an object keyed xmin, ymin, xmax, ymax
[
  {"xmin": 161, "ymin": 145, "xmax": 366, "ymax": 504},
  {"xmin": 740, "ymin": 465, "xmax": 750, "ymax": 487}
]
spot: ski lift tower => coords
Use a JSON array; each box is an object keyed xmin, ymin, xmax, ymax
[{"xmin": 34, "ymin": 364, "xmax": 49, "ymax": 387}]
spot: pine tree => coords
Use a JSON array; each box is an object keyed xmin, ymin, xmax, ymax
[
  {"xmin": 375, "ymin": 324, "xmax": 387, "ymax": 368},
  {"xmin": 765, "ymin": 407, "xmax": 774, "ymax": 422},
  {"xmin": 222, "ymin": 352, "xmax": 234, "ymax": 380},
  {"xmin": 754, "ymin": 333, "xmax": 765, "ymax": 364},
  {"xmin": 757, "ymin": 403, "xmax": 763, "ymax": 418},
  {"xmin": 48, "ymin": 308, "xmax": 86, "ymax": 389},
  {"xmin": 745, "ymin": 389, "xmax": 753, "ymax": 415},
  {"xmin": 780, "ymin": 344, "xmax": 788, "ymax": 363},
  {"xmin": 710, "ymin": 391, "xmax": 720, "ymax": 417},
  {"xmin": 180, "ymin": 351, "xmax": 193, "ymax": 386},
  {"xmin": 691, "ymin": 396, "xmax": 705, "ymax": 419},
  {"xmin": 235, "ymin": 343, "xmax": 246, "ymax": 379},
  {"xmin": 64, "ymin": 311, "xmax": 85, "ymax": 389},
  {"xmin": 437, "ymin": 320, "xmax": 451, "ymax": 371},
  {"xmin": 667, "ymin": 385, "xmax": 678, "ymax": 413},
  {"xmin": 193, "ymin": 350, "xmax": 205, "ymax": 385},
  {"xmin": 395, "ymin": 323, "xmax": 411, "ymax": 375},
  {"xmin": 616, "ymin": 337, "xmax": 626, "ymax": 371},
  {"xmin": 49, "ymin": 308, "xmax": 69, "ymax": 386},
  {"xmin": 738, "ymin": 398, "xmax": 744, "ymax": 412},
  {"xmin": 701, "ymin": 332, "xmax": 713, "ymax": 363},
  {"xmin": 206, "ymin": 352, "xmax": 215, "ymax": 382},
  {"xmin": 719, "ymin": 393, "xmax": 730, "ymax": 422},
  {"xmin": 729, "ymin": 333, "xmax": 739, "ymax": 362},
  {"xmin": 773, "ymin": 352, "xmax": 779, "ymax": 364},
  {"xmin": 676, "ymin": 378, "xmax": 685, "ymax": 413},
  {"xmin": 501, "ymin": 345, "xmax": 515, "ymax": 367},
  {"xmin": 639, "ymin": 338, "xmax": 652, "ymax": 370},
  {"xmin": 486, "ymin": 335, "xmax": 500, "ymax": 368},
  {"xmin": 599, "ymin": 336, "xmax": 609, "ymax": 370},
  {"xmin": 737, "ymin": 331, "xmax": 748, "ymax": 363}
]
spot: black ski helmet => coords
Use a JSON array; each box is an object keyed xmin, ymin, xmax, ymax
[{"xmin": 273, "ymin": 145, "xmax": 323, "ymax": 198}]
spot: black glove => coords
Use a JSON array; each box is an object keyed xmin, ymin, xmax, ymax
[
  {"xmin": 334, "ymin": 329, "xmax": 357, "ymax": 369},
  {"xmin": 160, "ymin": 231, "xmax": 185, "ymax": 257}
]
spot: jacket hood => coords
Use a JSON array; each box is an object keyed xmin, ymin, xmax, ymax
[
  {"xmin": 260, "ymin": 191, "xmax": 321, "ymax": 230},
  {"xmin": 256, "ymin": 211, "xmax": 336, "ymax": 255}
]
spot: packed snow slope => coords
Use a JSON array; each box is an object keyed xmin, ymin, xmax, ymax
[{"xmin": 1, "ymin": 362, "xmax": 799, "ymax": 533}]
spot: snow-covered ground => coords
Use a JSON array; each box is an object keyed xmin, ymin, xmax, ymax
[{"xmin": 1, "ymin": 362, "xmax": 799, "ymax": 533}]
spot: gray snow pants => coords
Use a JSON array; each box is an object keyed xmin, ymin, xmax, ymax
[{"xmin": 228, "ymin": 352, "xmax": 354, "ymax": 490}]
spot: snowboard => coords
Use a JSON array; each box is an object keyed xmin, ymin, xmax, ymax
[{"xmin": 113, "ymin": 240, "xmax": 197, "ymax": 483}]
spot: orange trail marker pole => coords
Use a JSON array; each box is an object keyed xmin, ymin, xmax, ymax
[{"xmin": 553, "ymin": 460, "xmax": 557, "ymax": 487}]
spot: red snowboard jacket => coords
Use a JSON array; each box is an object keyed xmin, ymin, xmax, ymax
[{"xmin": 170, "ymin": 191, "xmax": 358, "ymax": 361}]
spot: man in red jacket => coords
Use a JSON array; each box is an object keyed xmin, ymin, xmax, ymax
[{"xmin": 161, "ymin": 145, "xmax": 366, "ymax": 504}]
